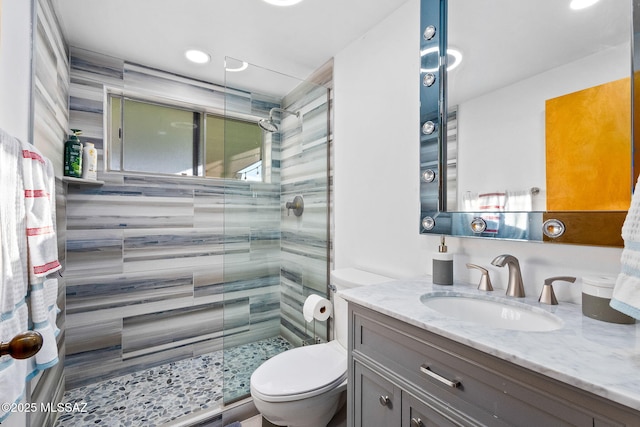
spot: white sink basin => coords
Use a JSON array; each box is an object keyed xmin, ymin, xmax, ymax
[{"xmin": 420, "ymin": 292, "xmax": 563, "ymax": 331}]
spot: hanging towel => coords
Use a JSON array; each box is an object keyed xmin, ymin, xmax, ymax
[
  {"xmin": 20, "ymin": 139, "xmax": 60, "ymax": 373},
  {"xmin": 0, "ymin": 129, "xmax": 31, "ymax": 421},
  {"xmin": 504, "ymin": 190, "xmax": 532, "ymax": 212},
  {"xmin": 611, "ymin": 175, "xmax": 640, "ymax": 319},
  {"xmin": 477, "ymin": 192, "xmax": 506, "ymax": 234},
  {"xmin": 20, "ymin": 140, "xmax": 61, "ymax": 281},
  {"xmin": 0, "ymin": 130, "xmax": 61, "ymax": 421},
  {"xmin": 29, "ymin": 278, "xmax": 60, "ymax": 370},
  {"xmin": 503, "ymin": 190, "xmax": 533, "ymax": 239},
  {"xmin": 462, "ymin": 191, "xmax": 479, "ymax": 211}
]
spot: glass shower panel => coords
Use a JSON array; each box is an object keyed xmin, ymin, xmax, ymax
[{"xmin": 222, "ymin": 58, "xmax": 330, "ymax": 404}]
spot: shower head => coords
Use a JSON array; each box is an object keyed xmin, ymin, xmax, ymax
[
  {"xmin": 258, "ymin": 118, "xmax": 279, "ymax": 133},
  {"xmin": 258, "ymin": 107, "xmax": 300, "ymax": 133}
]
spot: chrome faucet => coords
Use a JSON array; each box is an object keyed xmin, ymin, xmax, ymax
[
  {"xmin": 491, "ymin": 254, "xmax": 525, "ymax": 297},
  {"xmin": 539, "ymin": 276, "xmax": 576, "ymax": 305}
]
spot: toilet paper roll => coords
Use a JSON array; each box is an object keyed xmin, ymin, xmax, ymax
[{"xmin": 303, "ymin": 294, "xmax": 333, "ymax": 322}]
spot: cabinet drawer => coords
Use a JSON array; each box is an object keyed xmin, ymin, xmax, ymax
[{"xmin": 352, "ymin": 308, "xmax": 593, "ymax": 426}]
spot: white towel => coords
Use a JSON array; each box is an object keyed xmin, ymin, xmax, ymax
[
  {"xmin": 462, "ymin": 191, "xmax": 478, "ymax": 211},
  {"xmin": 503, "ymin": 190, "xmax": 533, "ymax": 238},
  {"xmin": 478, "ymin": 192, "xmax": 505, "ymax": 234},
  {"xmin": 20, "ymin": 140, "xmax": 60, "ymax": 372},
  {"xmin": 20, "ymin": 140, "xmax": 61, "ymax": 281},
  {"xmin": 0, "ymin": 129, "xmax": 30, "ymax": 421},
  {"xmin": 29, "ymin": 279, "xmax": 60, "ymax": 370},
  {"xmin": 0, "ymin": 130, "xmax": 61, "ymax": 421},
  {"xmin": 611, "ymin": 175, "xmax": 640, "ymax": 319},
  {"xmin": 504, "ymin": 190, "xmax": 532, "ymax": 212}
]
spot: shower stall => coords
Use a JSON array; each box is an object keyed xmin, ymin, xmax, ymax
[{"xmin": 58, "ymin": 49, "xmax": 331, "ymax": 426}]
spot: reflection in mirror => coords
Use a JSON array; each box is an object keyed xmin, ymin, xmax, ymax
[
  {"xmin": 419, "ymin": 0, "xmax": 636, "ymax": 246},
  {"xmin": 449, "ymin": 0, "xmax": 631, "ymax": 212}
]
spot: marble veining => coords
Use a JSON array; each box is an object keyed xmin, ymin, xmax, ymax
[{"xmin": 340, "ymin": 277, "xmax": 640, "ymax": 411}]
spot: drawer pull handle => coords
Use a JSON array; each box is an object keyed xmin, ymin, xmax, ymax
[
  {"xmin": 420, "ymin": 364, "xmax": 461, "ymax": 388},
  {"xmin": 411, "ymin": 418, "xmax": 425, "ymax": 427},
  {"xmin": 378, "ymin": 395, "xmax": 391, "ymax": 407}
]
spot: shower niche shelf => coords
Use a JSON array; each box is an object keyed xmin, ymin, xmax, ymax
[{"xmin": 62, "ymin": 176, "xmax": 105, "ymax": 185}]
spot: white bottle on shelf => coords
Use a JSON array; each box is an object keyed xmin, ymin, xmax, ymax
[{"xmin": 82, "ymin": 142, "xmax": 97, "ymax": 180}]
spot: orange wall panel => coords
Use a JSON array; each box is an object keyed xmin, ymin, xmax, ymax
[{"xmin": 546, "ymin": 77, "xmax": 631, "ymax": 211}]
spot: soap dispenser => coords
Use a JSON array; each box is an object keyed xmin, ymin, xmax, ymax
[
  {"xmin": 64, "ymin": 129, "xmax": 83, "ymax": 178},
  {"xmin": 433, "ymin": 235, "xmax": 454, "ymax": 285}
]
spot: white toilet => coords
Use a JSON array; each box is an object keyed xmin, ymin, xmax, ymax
[{"xmin": 250, "ymin": 268, "xmax": 392, "ymax": 427}]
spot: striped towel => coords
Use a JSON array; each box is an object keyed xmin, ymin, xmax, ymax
[
  {"xmin": 0, "ymin": 130, "xmax": 61, "ymax": 422},
  {"xmin": 20, "ymin": 140, "xmax": 61, "ymax": 281},
  {"xmin": 20, "ymin": 139, "xmax": 61, "ymax": 372},
  {"xmin": 478, "ymin": 192, "xmax": 506, "ymax": 234},
  {"xmin": 611, "ymin": 175, "xmax": 640, "ymax": 319}
]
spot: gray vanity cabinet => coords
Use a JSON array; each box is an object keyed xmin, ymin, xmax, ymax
[
  {"xmin": 353, "ymin": 361, "xmax": 400, "ymax": 426},
  {"xmin": 347, "ymin": 303, "xmax": 640, "ymax": 427},
  {"xmin": 354, "ymin": 359, "xmax": 466, "ymax": 426}
]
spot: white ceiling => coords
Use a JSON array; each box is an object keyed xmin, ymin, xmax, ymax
[
  {"xmin": 52, "ymin": 0, "xmax": 631, "ymax": 100},
  {"xmin": 51, "ymin": 0, "xmax": 410, "ymax": 95},
  {"xmin": 447, "ymin": 0, "xmax": 631, "ymax": 105}
]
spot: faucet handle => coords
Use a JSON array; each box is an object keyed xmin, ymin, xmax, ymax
[
  {"xmin": 466, "ymin": 263, "xmax": 493, "ymax": 291},
  {"xmin": 539, "ymin": 276, "xmax": 576, "ymax": 305}
]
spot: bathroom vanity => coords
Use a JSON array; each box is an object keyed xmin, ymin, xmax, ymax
[{"xmin": 342, "ymin": 278, "xmax": 640, "ymax": 426}]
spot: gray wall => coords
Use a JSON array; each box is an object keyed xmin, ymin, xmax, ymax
[
  {"xmin": 31, "ymin": 0, "xmax": 68, "ymax": 426},
  {"xmin": 64, "ymin": 48, "xmax": 331, "ymax": 388}
]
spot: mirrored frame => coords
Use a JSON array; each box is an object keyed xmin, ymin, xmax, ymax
[{"xmin": 419, "ymin": 0, "xmax": 638, "ymax": 247}]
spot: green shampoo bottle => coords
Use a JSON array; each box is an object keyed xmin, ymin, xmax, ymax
[{"xmin": 64, "ymin": 129, "xmax": 83, "ymax": 178}]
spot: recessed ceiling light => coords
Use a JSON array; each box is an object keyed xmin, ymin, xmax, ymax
[
  {"xmin": 262, "ymin": 0, "xmax": 304, "ymax": 6},
  {"xmin": 185, "ymin": 49, "xmax": 210, "ymax": 64},
  {"xmin": 570, "ymin": 0, "xmax": 599, "ymax": 10}
]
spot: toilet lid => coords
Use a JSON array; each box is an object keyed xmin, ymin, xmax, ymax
[{"xmin": 250, "ymin": 341, "xmax": 347, "ymax": 402}]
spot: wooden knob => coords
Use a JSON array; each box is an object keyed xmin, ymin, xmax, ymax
[{"xmin": 0, "ymin": 331, "xmax": 43, "ymax": 359}]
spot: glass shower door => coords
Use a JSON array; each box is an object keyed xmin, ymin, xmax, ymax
[{"xmin": 222, "ymin": 58, "xmax": 330, "ymax": 404}]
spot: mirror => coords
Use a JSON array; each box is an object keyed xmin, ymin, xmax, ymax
[{"xmin": 419, "ymin": 0, "xmax": 637, "ymax": 247}]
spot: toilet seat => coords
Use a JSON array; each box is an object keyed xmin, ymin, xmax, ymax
[{"xmin": 250, "ymin": 341, "xmax": 347, "ymax": 403}]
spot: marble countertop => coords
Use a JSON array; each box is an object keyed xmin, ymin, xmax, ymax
[{"xmin": 339, "ymin": 277, "xmax": 640, "ymax": 411}]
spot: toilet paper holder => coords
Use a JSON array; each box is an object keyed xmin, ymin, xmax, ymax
[{"xmin": 302, "ymin": 294, "xmax": 332, "ymax": 346}]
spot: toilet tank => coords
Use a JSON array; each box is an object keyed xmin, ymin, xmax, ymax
[{"xmin": 331, "ymin": 268, "xmax": 393, "ymax": 348}]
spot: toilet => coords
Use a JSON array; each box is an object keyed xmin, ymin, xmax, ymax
[{"xmin": 250, "ymin": 268, "xmax": 393, "ymax": 427}]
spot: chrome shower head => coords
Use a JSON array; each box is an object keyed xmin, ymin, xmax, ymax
[
  {"xmin": 258, "ymin": 118, "xmax": 279, "ymax": 133},
  {"xmin": 258, "ymin": 107, "xmax": 300, "ymax": 133}
]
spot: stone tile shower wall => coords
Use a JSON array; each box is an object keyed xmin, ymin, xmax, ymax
[
  {"xmin": 31, "ymin": 0, "xmax": 68, "ymax": 425},
  {"xmin": 64, "ymin": 48, "xmax": 331, "ymax": 388},
  {"xmin": 279, "ymin": 74, "xmax": 332, "ymax": 346}
]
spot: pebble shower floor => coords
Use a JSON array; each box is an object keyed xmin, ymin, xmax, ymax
[{"xmin": 54, "ymin": 337, "xmax": 291, "ymax": 426}]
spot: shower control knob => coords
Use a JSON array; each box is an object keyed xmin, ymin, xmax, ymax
[
  {"xmin": 378, "ymin": 395, "xmax": 391, "ymax": 407},
  {"xmin": 411, "ymin": 418, "xmax": 425, "ymax": 427}
]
